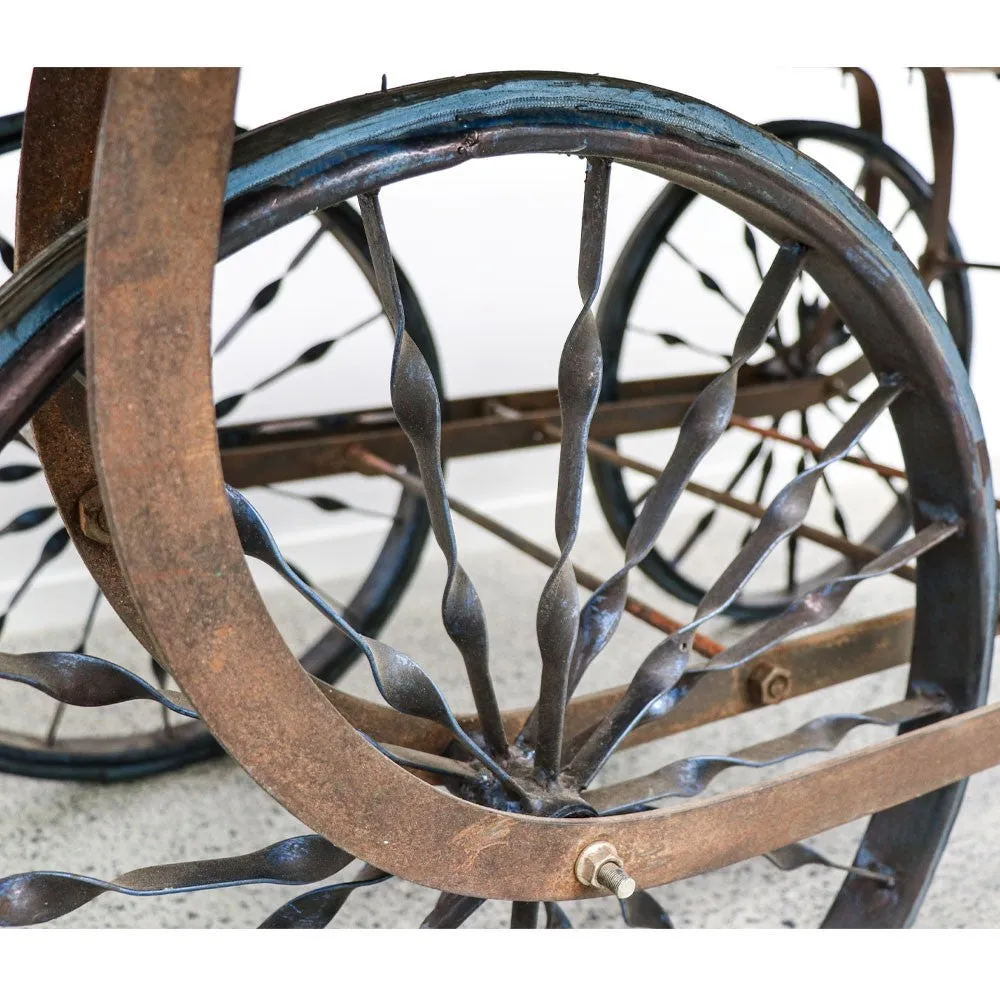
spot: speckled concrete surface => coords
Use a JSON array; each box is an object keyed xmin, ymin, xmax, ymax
[{"xmin": 1, "ymin": 521, "xmax": 998, "ymax": 929}]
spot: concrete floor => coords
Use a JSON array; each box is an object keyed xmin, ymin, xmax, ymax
[{"xmin": 2, "ymin": 521, "xmax": 999, "ymax": 929}]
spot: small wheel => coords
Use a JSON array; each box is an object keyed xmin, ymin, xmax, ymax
[
  {"xmin": 0, "ymin": 117, "xmax": 440, "ymax": 780},
  {"xmin": 591, "ymin": 120, "xmax": 973, "ymax": 620}
]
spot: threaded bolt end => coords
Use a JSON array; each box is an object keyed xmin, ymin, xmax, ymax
[{"xmin": 596, "ymin": 861, "xmax": 636, "ymax": 899}]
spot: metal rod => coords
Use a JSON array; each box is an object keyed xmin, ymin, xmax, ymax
[
  {"xmin": 216, "ymin": 363, "xmax": 868, "ymax": 489},
  {"xmin": 727, "ymin": 413, "xmax": 906, "ymax": 481},
  {"xmin": 918, "ymin": 68, "xmax": 955, "ymax": 281},
  {"xmin": 725, "ymin": 415, "xmax": 1000, "ymax": 518},
  {"xmin": 498, "ymin": 405, "xmax": 918, "ymax": 585},
  {"xmin": 582, "ymin": 437, "xmax": 916, "ymax": 584},
  {"xmin": 348, "ymin": 446, "xmax": 725, "ymax": 659},
  {"xmin": 937, "ymin": 258, "xmax": 1000, "ymax": 272}
]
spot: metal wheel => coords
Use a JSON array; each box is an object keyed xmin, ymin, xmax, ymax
[
  {"xmin": 0, "ymin": 110, "xmax": 440, "ymax": 780},
  {"xmin": 591, "ymin": 119, "xmax": 973, "ymax": 620},
  {"xmin": 0, "ymin": 71, "xmax": 995, "ymax": 930}
]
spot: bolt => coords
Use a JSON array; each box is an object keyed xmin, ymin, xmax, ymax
[
  {"xmin": 747, "ymin": 663, "xmax": 792, "ymax": 706},
  {"xmin": 595, "ymin": 861, "xmax": 636, "ymax": 899},
  {"xmin": 78, "ymin": 485, "xmax": 111, "ymax": 546},
  {"xmin": 575, "ymin": 841, "xmax": 636, "ymax": 899}
]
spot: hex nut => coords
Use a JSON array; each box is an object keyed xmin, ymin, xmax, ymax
[
  {"xmin": 747, "ymin": 663, "xmax": 792, "ymax": 706},
  {"xmin": 575, "ymin": 841, "xmax": 627, "ymax": 890},
  {"xmin": 78, "ymin": 485, "xmax": 112, "ymax": 545}
]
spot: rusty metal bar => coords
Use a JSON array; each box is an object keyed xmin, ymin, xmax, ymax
[
  {"xmin": 842, "ymin": 67, "xmax": 883, "ymax": 214},
  {"xmin": 727, "ymin": 413, "xmax": 906, "ymax": 481},
  {"xmin": 217, "ymin": 363, "xmax": 867, "ymax": 489},
  {"xmin": 730, "ymin": 414, "xmax": 1000, "ymax": 517},
  {"xmin": 918, "ymin": 68, "xmax": 955, "ymax": 281},
  {"xmin": 629, "ymin": 697, "xmax": 1000, "ymax": 890}
]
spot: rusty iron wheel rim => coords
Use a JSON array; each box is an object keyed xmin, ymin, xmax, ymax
[
  {"xmin": 0, "ymin": 70, "xmax": 995, "ymax": 923},
  {"xmin": 84, "ymin": 72, "xmax": 995, "ymax": 910}
]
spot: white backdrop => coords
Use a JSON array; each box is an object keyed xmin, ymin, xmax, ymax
[{"xmin": 0, "ymin": 65, "xmax": 997, "ymax": 628}]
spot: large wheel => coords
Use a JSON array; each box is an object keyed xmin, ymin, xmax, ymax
[
  {"xmin": 0, "ymin": 115, "xmax": 440, "ymax": 780},
  {"xmin": 0, "ymin": 71, "xmax": 994, "ymax": 929},
  {"xmin": 591, "ymin": 119, "xmax": 973, "ymax": 620}
]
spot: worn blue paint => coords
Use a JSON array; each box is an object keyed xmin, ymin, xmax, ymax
[{"xmin": 0, "ymin": 264, "xmax": 82, "ymax": 369}]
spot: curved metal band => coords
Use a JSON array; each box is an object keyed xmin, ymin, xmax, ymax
[
  {"xmin": 15, "ymin": 69, "xmax": 109, "ymax": 267},
  {"xmin": 85, "ymin": 71, "xmax": 996, "ymax": 903},
  {"xmin": 15, "ymin": 68, "xmax": 166, "ymax": 656}
]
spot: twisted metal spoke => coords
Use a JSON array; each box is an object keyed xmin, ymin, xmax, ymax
[
  {"xmin": 742, "ymin": 225, "xmax": 797, "ymax": 360},
  {"xmin": 892, "ymin": 205, "xmax": 913, "ymax": 232},
  {"xmin": 226, "ymin": 485, "xmax": 521, "ymax": 794},
  {"xmin": 568, "ymin": 518, "xmax": 951, "ymax": 788},
  {"xmin": 264, "ymin": 484, "xmax": 398, "ymax": 522},
  {"xmin": 621, "ymin": 890, "xmax": 674, "ymax": 928},
  {"xmin": 259, "ymin": 865, "xmax": 389, "ymax": 928},
  {"xmin": 421, "ymin": 895, "xmax": 570, "ymax": 928},
  {"xmin": 0, "ymin": 834, "xmax": 354, "ymax": 927},
  {"xmin": 743, "ymin": 225, "xmax": 766, "ymax": 281},
  {"xmin": 764, "ymin": 842, "xmax": 894, "ymax": 886},
  {"xmin": 704, "ymin": 520, "xmax": 956, "ymax": 674},
  {"xmin": 823, "ymin": 398, "xmax": 906, "ymax": 503},
  {"xmin": 366, "ymin": 738, "xmax": 478, "ymax": 781},
  {"xmin": 214, "ymin": 311, "xmax": 382, "ymax": 420},
  {"xmin": 510, "ymin": 900, "xmax": 541, "ymax": 928},
  {"xmin": 786, "ymin": 453, "xmax": 805, "ymax": 591},
  {"xmin": 739, "ymin": 438, "xmax": 776, "ymax": 546},
  {"xmin": 544, "ymin": 901, "xmax": 572, "ymax": 928},
  {"xmin": 554, "ymin": 242, "xmax": 807, "ymax": 724},
  {"xmin": 585, "ymin": 695, "xmax": 943, "ymax": 814},
  {"xmin": 671, "ymin": 435, "xmax": 768, "ymax": 564},
  {"xmin": 564, "ymin": 379, "xmax": 913, "ymax": 786},
  {"xmin": 0, "ymin": 462, "xmax": 41, "ymax": 482},
  {"xmin": 43, "ymin": 702, "xmax": 66, "ymax": 747},
  {"xmin": 358, "ymin": 190, "xmax": 506, "ymax": 757},
  {"xmin": 731, "ymin": 411, "xmax": 907, "ymax": 498},
  {"xmin": 533, "ymin": 157, "xmax": 611, "ymax": 780},
  {"xmin": 351, "ymin": 448, "xmax": 708, "ymax": 653},
  {"xmin": 0, "ymin": 648, "xmax": 197, "ymax": 718},
  {"xmin": 46, "ymin": 587, "xmax": 106, "ymax": 745},
  {"xmin": 0, "ymin": 504, "xmax": 56, "ymax": 537},
  {"xmin": 665, "ymin": 239, "xmax": 745, "ymax": 316},
  {"xmin": 627, "ymin": 324, "xmax": 732, "ymax": 364},
  {"xmin": 0, "ymin": 835, "xmax": 355, "ymax": 927},
  {"xmin": 212, "ymin": 224, "xmax": 325, "ymax": 355},
  {"xmin": 0, "ymin": 527, "xmax": 70, "ymax": 636},
  {"xmin": 421, "ymin": 892, "xmax": 486, "ymax": 928},
  {"xmin": 801, "ymin": 410, "xmax": 851, "ymax": 539},
  {"xmin": 0, "ymin": 630, "xmax": 470, "ymax": 780},
  {"xmin": 683, "ymin": 380, "xmax": 902, "ymax": 626},
  {"xmin": 149, "ymin": 656, "xmax": 169, "ymax": 689},
  {"xmin": 74, "ymin": 588, "xmax": 103, "ymax": 656}
]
